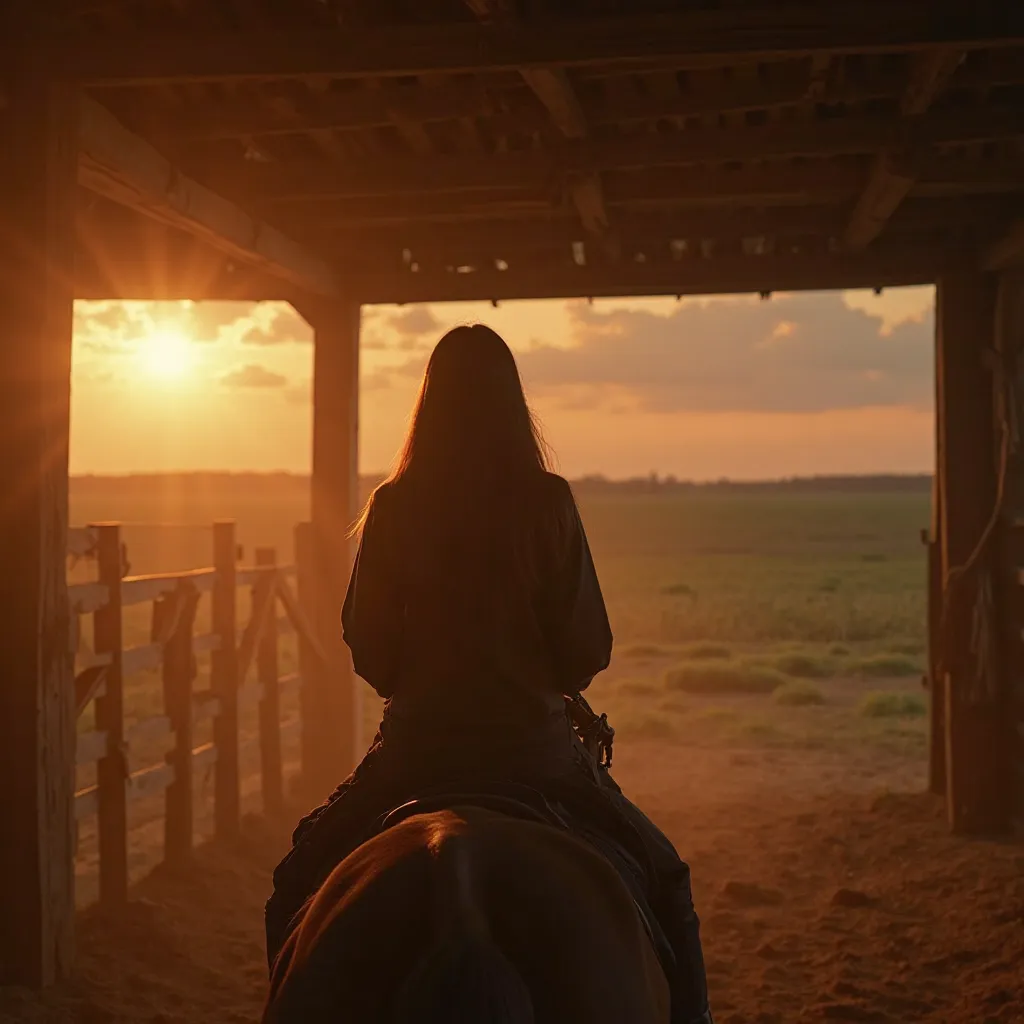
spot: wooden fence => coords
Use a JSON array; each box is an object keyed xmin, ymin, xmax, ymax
[{"xmin": 67, "ymin": 520, "xmax": 325, "ymax": 906}]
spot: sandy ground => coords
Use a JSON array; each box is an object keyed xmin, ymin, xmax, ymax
[{"xmin": 2, "ymin": 737, "xmax": 1022, "ymax": 1024}]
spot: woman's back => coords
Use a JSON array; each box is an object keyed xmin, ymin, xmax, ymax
[{"xmin": 342, "ymin": 469, "xmax": 611, "ymax": 730}]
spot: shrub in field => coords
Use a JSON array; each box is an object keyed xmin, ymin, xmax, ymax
[
  {"xmin": 620, "ymin": 680, "xmax": 659, "ymax": 697},
  {"xmin": 859, "ymin": 691, "xmax": 926, "ymax": 717},
  {"xmin": 855, "ymin": 653, "xmax": 922, "ymax": 678},
  {"xmin": 772, "ymin": 652, "xmax": 835, "ymax": 679},
  {"xmin": 621, "ymin": 643, "xmax": 670, "ymax": 660},
  {"xmin": 774, "ymin": 680, "xmax": 826, "ymax": 706},
  {"xmin": 616, "ymin": 714, "xmax": 677, "ymax": 741},
  {"xmin": 665, "ymin": 663, "xmax": 785, "ymax": 696},
  {"xmin": 829, "ymin": 644, "xmax": 851, "ymax": 657},
  {"xmin": 681, "ymin": 642, "xmax": 732, "ymax": 661},
  {"xmin": 887, "ymin": 640, "xmax": 925, "ymax": 656}
]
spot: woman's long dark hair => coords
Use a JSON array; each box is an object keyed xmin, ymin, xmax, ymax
[{"xmin": 356, "ymin": 324, "xmax": 552, "ymax": 531}]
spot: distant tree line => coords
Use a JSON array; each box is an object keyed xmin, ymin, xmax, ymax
[{"xmin": 71, "ymin": 471, "xmax": 933, "ymax": 499}]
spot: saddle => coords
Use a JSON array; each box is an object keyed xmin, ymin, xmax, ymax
[{"xmin": 372, "ymin": 781, "xmax": 673, "ymax": 980}]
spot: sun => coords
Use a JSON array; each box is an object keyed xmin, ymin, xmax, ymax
[{"xmin": 142, "ymin": 326, "xmax": 195, "ymax": 380}]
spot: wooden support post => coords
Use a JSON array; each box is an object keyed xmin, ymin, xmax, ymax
[
  {"xmin": 994, "ymin": 269, "xmax": 1024, "ymax": 833},
  {"xmin": 93, "ymin": 524, "xmax": 128, "ymax": 903},
  {"xmin": 161, "ymin": 584, "xmax": 200, "ymax": 864},
  {"xmin": 256, "ymin": 548, "xmax": 284, "ymax": 816},
  {"xmin": 936, "ymin": 270, "xmax": 1008, "ymax": 833},
  {"xmin": 0, "ymin": 66, "xmax": 79, "ymax": 985},
  {"xmin": 926, "ymin": 473, "xmax": 946, "ymax": 797},
  {"xmin": 295, "ymin": 521, "xmax": 318, "ymax": 792},
  {"xmin": 307, "ymin": 298, "xmax": 362, "ymax": 790},
  {"xmin": 212, "ymin": 521, "xmax": 240, "ymax": 837}
]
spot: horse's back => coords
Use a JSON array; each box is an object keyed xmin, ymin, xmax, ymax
[{"xmin": 265, "ymin": 806, "xmax": 669, "ymax": 1024}]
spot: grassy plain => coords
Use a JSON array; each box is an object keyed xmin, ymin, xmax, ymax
[{"xmin": 70, "ymin": 475, "xmax": 931, "ymax": 762}]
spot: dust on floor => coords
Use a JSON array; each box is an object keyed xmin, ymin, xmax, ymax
[{"xmin": 2, "ymin": 743, "xmax": 1021, "ymax": 1024}]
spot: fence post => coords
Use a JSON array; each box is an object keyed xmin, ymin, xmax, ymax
[
  {"xmin": 93, "ymin": 523, "xmax": 127, "ymax": 905},
  {"xmin": 161, "ymin": 584, "xmax": 200, "ymax": 864},
  {"xmin": 256, "ymin": 548, "xmax": 284, "ymax": 816},
  {"xmin": 295, "ymin": 522, "xmax": 317, "ymax": 793},
  {"xmin": 212, "ymin": 521, "xmax": 239, "ymax": 838}
]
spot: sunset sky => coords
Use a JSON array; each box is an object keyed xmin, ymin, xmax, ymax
[{"xmin": 70, "ymin": 286, "xmax": 935, "ymax": 480}]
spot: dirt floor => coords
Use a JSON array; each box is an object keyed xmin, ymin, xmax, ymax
[{"xmin": 2, "ymin": 736, "xmax": 1022, "ymax": 1024}]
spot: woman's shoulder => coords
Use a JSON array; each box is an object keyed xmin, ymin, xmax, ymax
[{"xmin": 536, "ymin": 471, "xmax": 579, "ymax": 511}]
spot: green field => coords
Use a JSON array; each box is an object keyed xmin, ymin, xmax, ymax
[{"xmin": 69, "ymin": 476, "xmax": 932, "ymax": 774}]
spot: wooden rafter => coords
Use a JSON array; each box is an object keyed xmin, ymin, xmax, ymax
[
  {"xmin": 350, "ymin": 243, "xmax": 954, "ymax": 305},
  {"xmin": 219, "ymin": 106, "xmax": 1024, "ymax": 202},
  {"xmin": 844, "ymin": 47, "xmax": 965, "ymax": 249},
  {"xmin": 77, "ymin": 97, "xmax": 337, "ymax": 295},
  {"xmin": 134, "ymin": 51, "xmax": 1024, "ymax": 143},
  {"xmin": 317, "ymin": 196, "xmax": 1017, "ymax": 268},
  {"xmin": 982, "ymin": 221, "xmax": 1024, "ymax": 270},
  {"xmin": 464, "ymin": 0, "xmax": 611, "ymax": 247},
  {"xmin": 57, "ymin": 6, "xmax": 1024, "ymax": 86}
]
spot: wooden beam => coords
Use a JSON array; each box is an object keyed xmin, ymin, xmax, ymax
[
  {"xmin": 0, "ymin": 70, "xmax": 77, "ymax": 988},
  {"xmin": 333, "ymin": 199, "xmax": 1013, "ymax": 273},
  {"xmin": 844, "ymin": 153, "xmax": 920, "ymax": 250},
  {"xmin": 56, "ymin": 6, "xmax": 1024, "ymax": 85},
  {"xmin": 351, "ymin": 244, "xmax": 950, "ymax": 305},
  {"xmin": 982, "ymin": 221, "xmax": 1024, "ymax": 271},
  {"xmin": 74, "ymin": 208, "xmax": 305, "ymax": 300},
  {"xmin": 306, "ymin": 299, "xmax": 362, "ymax": 786},
  {"xmin": 935, "ymin": 270, "xmax": 1008, "ymax": 834},
  {"xmin": 256, "ymin": 155, "xmax": 1024, "ymax": 231},
  {"xmin": 137, "ymin": 51, "xmax": 1024, "ymax": 144},
  {"xmin": 216, "ymin": 106, "xmax": 1024, "ymax": 202},
  {"xmin": 76, "ymin": 97, "xmax": 337, "ymax": 295},
  {"xmin": 844, "ymin": 47, "xmax": 965, "ymax": 249}
]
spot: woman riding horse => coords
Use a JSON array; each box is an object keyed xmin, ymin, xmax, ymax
[{"xmin": 265, "ymin": 324, "xmax": 713, "ymax": 1024}]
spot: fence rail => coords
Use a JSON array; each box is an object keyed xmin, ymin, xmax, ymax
[{"xmin": 68, "ymin": 519, "xmax": 322, "ymax": 904}]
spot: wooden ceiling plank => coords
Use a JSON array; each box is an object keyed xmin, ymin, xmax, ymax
[
  {"xmin": 349, "ymin": 244, "xmax": 954, "ymax": 305},
  {"xmin": 844, "ymin": 47, "xmax": 965, "ymax": 248},
  {"xmin": 139, "ymin": 52, "xmax": 1024, "ymax": 143},
  {"xmin": 77, "ymin": 96, "xmax": 336, "ymax": 295},
  {"xmin": 221, "ymin": 105, "xmax": 1024, "ymax": 202},
  {"xmin": 60, "ymin": 6, "xmax": 1024, "ymax": 86}
]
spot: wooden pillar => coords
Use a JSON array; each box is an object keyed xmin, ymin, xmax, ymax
[
  {"xmin": 994, "ymin": 270, "xmax": 1024, "ymax": 834},
  {"xmin": 305, "ymin": 298, "xmax": 362, "ymax": 791},
  {"xmin": 927, "ymin": 359, "xmax": 946, "ymax": 796},
  {"xmin": 936, "ymin": 271, "xmax": 1008, "ymax": 833},
  {"xmin": 0, "ymin": 68, "xmax": 78, "ymax": 986}
]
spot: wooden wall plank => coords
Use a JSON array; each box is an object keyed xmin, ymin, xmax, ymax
[
  {"xmin": 256, "ymin": 549, "xmax": 284, "ymax": 816},
  {"xmin": 212, "ymin": 521, "xmax": 240, "ymax": 837},
  {"xmin": 161, "ymin": 584, "xmax": 200, "ymax": 864},
  {"xmin": 0, "ymin": 68, "xmax": 78, "ymax": 986},
  {"xmin": 93, "ymin": 524, "xmax": 128, "ymax": 904}
]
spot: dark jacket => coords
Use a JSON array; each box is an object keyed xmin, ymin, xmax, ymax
[{"xmin": 341, "ymin": 471, "xmax": 612, "ymax": 727}]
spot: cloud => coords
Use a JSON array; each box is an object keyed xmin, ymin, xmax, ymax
[
  {"xmin": 387, "ymin": 305, "xmax": 441, "ymax": 348},
  {"xmin": 512, "ymin": 293, "xmax": 933, "ymax": 414},
  {"xmin": 218, "ymin": 301, "xmax": 309, "ymax": 346},
  {"xmin": 219, "ymin": 363, "xmax": 288, "ymax": 389}
]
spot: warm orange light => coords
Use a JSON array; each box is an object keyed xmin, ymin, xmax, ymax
[{"xmin": 142, "ymin": 326, "xmax": 195, "ymax": 380}]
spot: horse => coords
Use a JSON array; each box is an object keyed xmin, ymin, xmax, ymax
[{"xmin": 263, "ymin": 803, "xmax": 671, "ymax": 1023}]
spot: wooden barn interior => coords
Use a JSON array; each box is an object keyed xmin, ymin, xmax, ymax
[{"xmin": 2, "ymin": 0, "xmax": 1024, "ymax": 989}]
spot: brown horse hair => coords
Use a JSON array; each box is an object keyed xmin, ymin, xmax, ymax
[{"xmin": 390, "ymin": 829, "xmax": 534, "ymax": 1023}]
